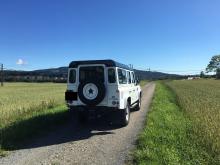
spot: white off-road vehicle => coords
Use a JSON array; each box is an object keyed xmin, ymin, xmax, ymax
[{"xmin": 65, "ymin": 60, "xmax": 142, "ymax": 126}]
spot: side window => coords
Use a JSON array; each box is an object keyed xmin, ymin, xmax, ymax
[
  {"xmin": 131, "ymin": 72, "xmax": 135, "ymax": 83},
  {"xmin": 69, "ymin": 69, "xmax": 76, "ymax": 83},
  {"xmin": 127, "ymin": 71, "xmax": 131, "ymax": 84},
  {"xmin": 118, "ymin": 69, "xmax": 127, "ymax": 84},
  {"xmin": 108, "ymin": 68, "xmax": 116, "ymax": 83}
]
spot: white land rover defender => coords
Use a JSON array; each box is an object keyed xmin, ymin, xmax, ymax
[{"xmin": 65, "ymin": 60, "xmax": 142, "ymax": 126}]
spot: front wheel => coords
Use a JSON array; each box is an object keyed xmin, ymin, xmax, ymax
[{"xmin": 120, "ymin": 102, "xmax": 130, "ymax": 126}]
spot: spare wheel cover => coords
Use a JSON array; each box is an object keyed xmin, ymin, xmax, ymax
[{"xmin": 78, "ymin": 81, "xmax": 106, "ymax": 106}]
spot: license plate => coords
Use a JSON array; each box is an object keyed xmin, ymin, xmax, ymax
[{"xmin": 65, "ymin": 91, "xmax": 77, "ymax": 101}]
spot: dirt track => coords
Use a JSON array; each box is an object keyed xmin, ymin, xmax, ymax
[{"xmin": 0, "ymin": 82, "xmax": 155, "ymax": 165}]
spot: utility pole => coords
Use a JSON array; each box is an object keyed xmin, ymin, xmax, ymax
[{"xmin": 1, "ymin": 63, "xmax": 3, "ymax": 87}]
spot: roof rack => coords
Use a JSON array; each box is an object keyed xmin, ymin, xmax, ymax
[{"xmin": 69, "ymin": 59, "xmax": 132, "ymax": 70}]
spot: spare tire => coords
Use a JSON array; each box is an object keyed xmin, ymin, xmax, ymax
[{"xmin": 78, "ymin": 81, "xmax": 106, "ymax": 106}]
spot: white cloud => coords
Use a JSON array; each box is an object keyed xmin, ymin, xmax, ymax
[{"xmin": 16, "ymin": 59, "xmax": 27, "ymax": 65}]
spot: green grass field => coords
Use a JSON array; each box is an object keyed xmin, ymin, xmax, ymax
[
  {"xmin": 0, "ymin": 83, "xmax": 68, "ymax": 156},
  {"xmin": 166, "ymin": 79, "xmax": 220, "ymax": 158},
  {"xmin": 134, "ymin": 80, "xmax": 220, "ymax": 164},
  {"xmin": 0, "ymin": 83, "xmax": 66, "ymax": 128}
]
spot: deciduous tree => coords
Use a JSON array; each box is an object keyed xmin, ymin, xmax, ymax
[
  {"xmin": 200, "ymin": 71, "xmax": 205, "ymax": 78},
  {"xmin": 216, "ymin": 68, "xmax": 220, "ymax": 79},
  {"xmin": 206, "ymin": 55, "xmax": 220, "ymax": 79}
]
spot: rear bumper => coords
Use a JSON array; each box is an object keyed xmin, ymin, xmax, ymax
[
  {"xmin": 68, "ymin": 106, "xmax": 124, "ymax": 121},
  {"xmin": 68, "ymin": 105, "xmax": 119, "ymax": 113}
]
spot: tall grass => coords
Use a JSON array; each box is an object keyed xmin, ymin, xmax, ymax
[
  {"xmin": 134, "ymin": 82, "xmax": 217, "ymax": 164},
  {"xmin": 166, "ymin": 79, "xmax": 220, "ymax": 160},
  {"xmin": 0, "ymin": 83, "xmax": 67, "ymax": 155},
  {"xmin": 0, "ymin": 83, "xmax": 66, "ymax": 128}
]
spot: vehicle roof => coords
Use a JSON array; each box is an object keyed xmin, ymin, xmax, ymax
[{"xmin": 69, "ymin": 59, "xmax": 132, "ymax": 70}]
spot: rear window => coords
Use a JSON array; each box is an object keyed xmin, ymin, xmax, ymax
[
  {"xmin": 108, "ymin": 68, "xmax": 116, "ymax": 83},
  {"xmin": 69, "ymin": 69, "xmax": 76, "ymax": 83},
  {"xmin": 79, "ymin": 66, "xmax": 104, "ymax": 83},
  {"xmin": 118, "ymin": 69, "xmax": 127, "ymax": 84}
]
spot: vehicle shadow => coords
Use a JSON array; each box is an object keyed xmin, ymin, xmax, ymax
[
  {"xmin": 0, "ymin": 110, "xmax": 123, "ymax": 151},
  {"xmin": 27, "ymin": 118, "xmax": 119, "ymax": 150}
]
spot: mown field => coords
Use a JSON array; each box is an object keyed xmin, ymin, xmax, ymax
[
  {"xmin": 134, "ymin": 79, "xmax": 220, "ymax": 164},
  {"xmin": 0, "ymin": 83, "xmax": 67, "ymax": 155}
]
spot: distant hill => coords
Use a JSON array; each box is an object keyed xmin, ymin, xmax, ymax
[
  {"xmin": 33, "ymin": 67, "xmax": 182, "ymax": 79},
  {"xmin": 134, "ymin": 69, "xmax": 182, "ymax": 80},
  {"xmin": 33, "ymin": 67, "xmax": 68, "ymax": 77},
  {"xmin": 4, "ymin": 67, "xmax": 182, "ymax": 82}
]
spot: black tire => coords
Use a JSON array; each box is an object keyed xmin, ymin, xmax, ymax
[
  {"xmin": 78, "ymin": 81, "xmax": 106, "ymax": 106},
  {"xmin": 135, "ymin": 95, "xmax": 141, "ymax": 111},
  {"xmin": 69, "ymin": 108, "xmax": 79, "ymax": 126},
  {"xmin": 69, "ymin": 108, "xmax": 88, "ymax": 125},
  {"xmin": 78, "ymin": 111, "xmax": 89, "ymax": 124},
  {"xmin": 120, "ymin": 102, "xmax": 130, "ymax": 126}
]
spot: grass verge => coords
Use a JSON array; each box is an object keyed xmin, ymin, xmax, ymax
[
  {"xmin": 140, "ymin": 80, "xmax": 149, "ymax": 87},
  {"xmin": 133, "ymin": 82, "xmax": 218, "ymax": 164},
  {"xmin": 0, "ymin": 105, "xmax": 68, "ymax": 157}
]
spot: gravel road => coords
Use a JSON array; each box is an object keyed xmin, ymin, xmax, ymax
[{"xmin": 0, "ymin": 82, "xmax": 155, "ymax": 165}]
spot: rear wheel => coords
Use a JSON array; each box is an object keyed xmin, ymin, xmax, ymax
[
  {"xmin": 120, "ymin": 102, "xmax": 130, "ymax": 126},
  {"xmin": 69, "ymin": 108, "xmax": 88, "ymax": 125},
  {"xmin": 69, "ymin": 108, "xmax": 79, "ymax": 125},
  {"xmin": 78, "ymin": 111, "xmax": 89, "ymax": 124},
  {"xmin": 135, "ymin": 95, "xmax": 141, "ymax": 111}
]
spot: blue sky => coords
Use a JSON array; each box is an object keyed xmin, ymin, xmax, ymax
[{"xmin": 0, "ymin": 0, "xmax": 220, "ymax": 74}]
